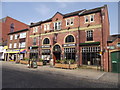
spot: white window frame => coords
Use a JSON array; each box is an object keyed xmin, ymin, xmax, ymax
[
  {"xmin": 90, "ymin": 15, "xmax": 94, "ymax": 22},
  {"xmin": 20, "ymin": 32, "xmax": 26, "ymax": 38},
  {"xmin": 44, "ymin": 24, "xmax": 50, "ymax": 31},
  {"xmin": 33, "ymin": 27, "xmax": 38, "ymax": 33},
  {"xmin": 54, "ymin": 21, "xmax": 61, "ymax": 30},
  {"xmin": 14, "ymin": 43, "xmax": 17, "ymax": 48},
  {"xmin": 70, "ymin": 18, "xmax": 74, "ymax": 25},
  {"xmin": 19, "ymin": 42, "xmax": 26, "ymax": 48},
  {"xmin": 66, "ymin": 19, "xmax": 70, "ymax": 26},
  {"xmin": 66, "ymin": 18, "xmax": 74, "ymax": 26},
  {"xmin": 10, "ymin": 35, "xmax": 13, "ymax": 40},
  {"xmin": 14, "ymin": 34, "xmax": 18, "ymax": 39},
  {"xmin": 85, "ymin": 16, "xmax": 89, "ymax": 23},
  {"xmin": 44, "ymin": 24, "xmax": 47, "ymax": 31},
  {"xmin": 9, "ymin": 43, "xmax": 12, "ymax": 48}
]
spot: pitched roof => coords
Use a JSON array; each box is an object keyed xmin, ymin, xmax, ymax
[
  {"xmin": 80, "ymin": 5, "xmax": 105, "ymax": 16},
  {"xmin": 8, "ymin": 29, "xmax": 29, "ymax": 35},
  {"xmin": 0, "ymin": 17, "xmax": 7, "ymax": 23},
  {"xmin": 29, "ymin": 5, "xmax": 106, "ymax": 27},
  {"xmin": 108, "ymin": 34, "xmax": 120, "ymax": 43},
  {"xmin": 29, "ymin": 21, "xmax": 42, "ymax": 28},
  {"xmin": 64, "ymin": 9, "xmax": 86, "ymax": 17}
]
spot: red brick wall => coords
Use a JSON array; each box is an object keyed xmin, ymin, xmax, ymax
[
  {"xmin": 28, "ymin": 5, "xmax": 110, "ymax": 71},
  {"xmin": 1, "ymin": 16, "xmax": 28, "ymax": 44}
]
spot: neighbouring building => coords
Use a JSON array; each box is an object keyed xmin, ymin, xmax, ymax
[
  {"xmin": 27, "ymin": 5, "xmax": 110, "ymax": 71},
  {"xmin": 107, "ymin": 34, "xmax": 120, "ymax": 73},
  {"xmin": 0, "ymin": 16, "xmax": 28, "ymax": 45},
  {"xmin": 0, "ymin": 16, "xmax": 28, "ymax": 60},
  {"xmin": 6, "ymin": 29, "xmax": 29, "ymax": 61}
]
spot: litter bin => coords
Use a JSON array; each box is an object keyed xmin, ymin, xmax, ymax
[{"xmin": 32, "ymin": 61, "xmax": 38, "ymax": 68}]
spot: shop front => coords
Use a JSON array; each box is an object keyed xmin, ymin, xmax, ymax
[
  {"xmin": 62, "ymin": 44, "xmax": 76, "ymax": 61},
  {"xmin": 6, "ymin": 49, "xmax": 26, "ymax": 61},
  {"xmin": 80, "ymin": 42, "xmax": 101, "ymax": 68}
]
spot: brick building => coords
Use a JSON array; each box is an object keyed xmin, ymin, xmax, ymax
[
  {"xmin": 107, "ymin": 34, "xmax": 120, "ymax": 72},
  {"xmin": 6, "ymin": 29, "xmax": 29, "ymax": 61},
  {"xmin": 0, "ymin": 16, "xmax": 28, "ymax": 61},
  {"xmin": 0, "ymin": 16, "xmax": 28, "ymax": 45},
  {"xmin": 27, "ymin": 5, "xmax": 110, "ymax": 71}
]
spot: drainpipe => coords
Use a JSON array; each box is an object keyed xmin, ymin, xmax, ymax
[
  {"xmin": 78, "ymin": 10, "xmax": 86, "ymax": 67},
  {"xmin": 100, "ymin": 7, "xmax": 105, "ymax": 71}
]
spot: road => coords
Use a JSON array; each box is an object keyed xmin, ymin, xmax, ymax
[{"xmin": 1, "ymin": 61, "xmax": 118, "ymax": 88}]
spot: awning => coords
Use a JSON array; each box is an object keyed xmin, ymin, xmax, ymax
[
  {"xmin": 6, "ymin": 49, "xmax": 26, "ymax": 53},
  {"xmin": 20, "ymin": 49, "xmax": 26, "ymax": 53},
  {"xmin": 80, "ymin": 42, "xmax": 100, "ymax": 46},
  {"xmin": 6, "ymin": 49, "xmax": 20, "ymax": 53}
]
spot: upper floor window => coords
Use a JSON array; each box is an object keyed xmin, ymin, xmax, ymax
[
  {"xmin": 33, "ymin": 27, "xmax": 38, "ymax": 33},
  {"xmin": 9, "ymin": 43, "xmax": 12, "ymax": 48},
  {"xmin": 65, "ymin": 35, "xmax": 74, "ymax": 43},
  {"xmin": 20, "ymin": 32, "xmax": 26, "ymax": 38},
  {"xmin": 66, "ymin": 18, "xmax": 74, "ymax": 26},
  {"xmin": 43, "ymin": 38, "xmax": 50, "ymax": 44},
  {"xmin": 10, "ymin": 35, "xmax": 13, "ymax": 40},
  {"xmin": 33, "ymin": 37, "xmax": 37, "ymax": 45},
  {"xmin": 54, "ymin": 21, "xmax": 61, "ymax": 30},
  {"xmin": 19, "ymin": 42, "xmax": 26, "ymax": 48},
  {"xmin": 44, "ymin": 24, "xmax": 50, "ymax": 31},
  {"xmin": 14, "ymin": 34, "xmax": 18, "ymax": 39},
  {"xmin": 14, "ymin": 43, "xmax": 17, "ymax": 48},
  {"xmin": 90, "ymin": 15, "xmax": 94, "ymax": 22},
  {"xmin": 85, "ymin": 16, "xmax": 89, "ymax": 23},
  {"xmin": 10, "ymin": 23, "xmax": 14, "ymax": 33},
  {"xmin": 84, "ymin": 15, "xmax": 95, "ymax": 23},
  {"xmin": 86, "ymin": 30, "xmax": 93, "ymax": 41}
]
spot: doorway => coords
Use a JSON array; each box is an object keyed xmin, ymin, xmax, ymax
[
  {"xmin": 53, "ymin": 45, "xmax": 61, "ymax": 61},
  {"xmin": 111, "ymin": 51, "xmax": 120, "ymax": 73}
]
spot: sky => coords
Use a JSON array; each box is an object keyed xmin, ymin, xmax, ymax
[{"xmin": 1, "ymin": 1, "xmax": 119, "ymax": 35}]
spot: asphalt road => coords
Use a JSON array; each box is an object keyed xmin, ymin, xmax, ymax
[{"xmin": 2, "ymin": 61, "xmax": 118, "ymax": 88}]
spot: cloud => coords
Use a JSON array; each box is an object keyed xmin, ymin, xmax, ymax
[{"xmin": 35, "ymin": 4, "xmax": 50, "ymax": 16}]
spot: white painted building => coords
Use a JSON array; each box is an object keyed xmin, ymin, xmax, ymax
[{"xmin": 0, "ymin": 46, "xmax": 7, "ymax": 60}]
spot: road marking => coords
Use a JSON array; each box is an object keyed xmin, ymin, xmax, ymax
[{"xmin": 96, "ymin": 72, "xmax": 106, "ymax": 80}]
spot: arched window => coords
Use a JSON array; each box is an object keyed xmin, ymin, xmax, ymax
[
  {"xmin": 43, "ymin": 38, "xmax": 50, "ymax": 44},
  {"xmin": 65, "ymin": 35, "xmax": 74, "ymax": 43},
  {"xmin": 10, "ymin": 23, "xmax": 14, "ymax": 33}
]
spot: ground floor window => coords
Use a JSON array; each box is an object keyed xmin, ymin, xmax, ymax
[
  {"xmin": 30, "ymin": 53, "xmax": 38, "ymax": 59},
  {"xmin": 42, "ymin": 49, "xmax": 51, "ymax": 62},
  {"xmin": 64, "ymin": 48, "xmax": 76, "ymax": 60},
  {"xmin": 82, "ymin": 47, "xmax": 101, "ymax": 66},
  {"xmin": 29, "ymin": 49, "xmax": 38, "ymax": 59}
]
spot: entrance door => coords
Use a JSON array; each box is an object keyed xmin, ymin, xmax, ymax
[
  {"xmin": 53, "ymin": 45, "xmax": 61, "ymax": 64},
  {"xmin": 111, "ymin": 51, "xmax": 120, "ymax": 73},
  {"xmin": 53, "ymin": 52, "xmax": 61, "ymax": 60}
]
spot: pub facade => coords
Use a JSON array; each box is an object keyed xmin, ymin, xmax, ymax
[{"xmin": 27, "ymin": 5, "xmax": 110, "ymax": 71}]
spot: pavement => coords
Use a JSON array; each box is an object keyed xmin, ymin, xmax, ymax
[{"xmin": 1, "ymin": 61, "xmax": 118, "ymax": 84}]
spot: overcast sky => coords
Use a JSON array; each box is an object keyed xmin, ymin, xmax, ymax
[{"xmin": 1, "ymin": 2, "xmax": 119, "ymax": 35}]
